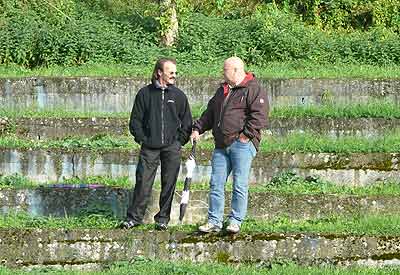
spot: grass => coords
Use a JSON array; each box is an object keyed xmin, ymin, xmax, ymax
[
  {"xmin": 241, "ymin": 214, "xmax": 400, "ymax": 236},
  {"xmin": 0, "ymin": 175, "xmax": 133, "ymax": 189},
  {"xmin": 0, "ymin": 134, "xmax": 138, "ymax": 151},
  {"xmin": 3, "ymin": 100, "xmax": 400, "ymax": 120},
  {"xmin": 0, "ymin": 105, "xmax": 201, "ymax": 120},
  {"xmin": 258, "ymin": 171, "xmax": 400, "ymax": 196},
  {"xmin": 4, "ymin": 173, "xmax": 400, "ymax": 197},
  {"xmin": 58, "ymin": 175, "xmax": 132, "ymax": 188},
  {"xmin": 1, "ymin": 62, "xmax": 400, "ymax": 79},
  {"xmin": 1, "ymin": 131, "xmax": 400, "ymax": 153},
  {"xmin": 2, "ymin": 211, "xmax": 400, "ymax": 236},
  {"xmin": 258, "ymin": 131, "xmax": 400, "ymax": 153},
  {"xmin": 0, "ymin": 107, "xmax": 129, "ymax": 119},
  {"xmin": 271, "ymin": 101, "xmax": 400, "ymax": 119},
  {"xmin": 0, "ymin": 212, "xmax": 119, "ymax": 229},
  {"xmin": 0, "ymin": 174, "xmax": 35, "ymax": 188},
  {"xmin": 1, "ymin": 260, "xmax": 400, "ymax": 274}
]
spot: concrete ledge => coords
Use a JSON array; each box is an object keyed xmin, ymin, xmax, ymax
[
  {"xmin": 1, "ymin": 149, "xmax": 399, "ymax": 186},
  {"xmin": 2, "ymin": 77, "xmax": 400, "ymax": 112},
  {"xmin": 2, "ymin": 117, "xmax": 399, "ymax": 139},
  {"xmin": 1, "ymin": 229, "xmax": 400, "ymax": 268},
  {"xmin": 1, "ymin": 188, "xmax": 400, "ymax": 224}
]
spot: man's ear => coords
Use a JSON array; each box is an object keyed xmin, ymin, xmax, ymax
[{"xmin": 157, "ymin": 69, "xmax": 162, "ymax": 78}]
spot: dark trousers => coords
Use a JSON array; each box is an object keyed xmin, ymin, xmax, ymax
[{"xmin": 127, "ymin": 142, "xmax": 181, "ymax": 224}]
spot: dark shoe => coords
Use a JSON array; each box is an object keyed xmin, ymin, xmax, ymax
[
  {"xmin": 155, "ymin": 222, "xmax": 168, "ymax": 231},
  {"xmin": 119, "ymin": 220, "xmax": 140, "ymax": 229}
]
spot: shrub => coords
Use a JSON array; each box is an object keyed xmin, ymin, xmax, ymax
[{"xmin": 0, "ymin": 0, "xmax": 399, "ymax": 67}]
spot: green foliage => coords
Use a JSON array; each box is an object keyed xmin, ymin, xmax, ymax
[
  {"xmin": 1, "ymin": 260, "xmax": 400, "ymax": 275},
  {"xmin": 177, "ymin": 14, "xmax": 261, "ymax": 64},
  {"xmin": 4, "ymin": 172, "xmax": 400, "ymax": 196},
  {"xmin": 242, "ymin": 214, "xmax": 400, "ymax": 235},
  {"xmin": 0, "ymin": 1, "xmax": 400, "ymax": 67},
  {"xmin": 0, "ymin": 211, "xmax": 119, "ymax": 229},
  {"xmin": 176, "ymin": 0, "xmax": 261, "ymax": 18},
  {"xmin": 263, "ymin": 171, "xmax": 400, "ymax": 195},
  {"xmin": 0, "ymin": 134, "xmax": 138, "ymax": 151},
  {"xmin": 0, "ymin": 0, "xmax": 161, "ymax": 67},
  {"xmin": 271, "ymin": 0, "xmax": 400, "ymax": 32},
  {"xmin": 252, "ymin": 5, "xmax": 400, "ymax": 65},
  {"xmin": 271, "ymin": 100, "xmax": 400, "ymax": 119},
  {"xmin": 60, "ymin": 175, "xmax": 132, "ymax": 188},
  {"xmin": 44, "ymin": 134, "xmax": 134, "ymax": 150},
  {"xmin": 4, "ymin": 100, "xmax": 400, "ymax": 121},
  {"xmin": 3, "ymin": 211, "xmax": 400, "ymax": 237},
  {"xmin": 266, "ymin": 171, "xmax": 333, "ymax": 194},
  {"xmin": 2, "ymin": 130, "xmax": 400, "ymax": 153},
  {"xmin": 2, "ymin": 62, "xmax": 400, "ymax": 78},
  {"xmin": 0, "ymin": 174, "xmax": 35, "ymax": 188},
  {"xmin": 0, "ymin": 107, "xmax": 129, "ymax": 119},
  {"xmin": 0, "ymin": 118, "xmax": 16, "ymax": 136},
  {"xmin": 260, "ymin": 131, "xmax": 400, "ymax": 153},
  {"xmin": 268, "ymin": 171, "xmax": 324, "ymax": 187}
]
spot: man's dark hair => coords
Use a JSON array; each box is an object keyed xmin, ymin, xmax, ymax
[{"xmin": 151, "ymin": 58, "xmax": 176, "ymax": 84}]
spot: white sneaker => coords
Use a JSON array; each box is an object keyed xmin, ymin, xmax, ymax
[
  {"xmin": 226, "ymin": 223, "xmax": 240, "ymax": 234},
  {"xmin": 198, "ymin": 222, "xmax": 221, "ymax": 233}
]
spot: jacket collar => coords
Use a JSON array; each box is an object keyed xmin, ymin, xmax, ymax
[
  {"xmin": 152, "ymin": 80, "xmax": 174, "ymax": 90},
  {"xmin": 222, "ymin": 72, "xmax": 255, "ymax": 97}
]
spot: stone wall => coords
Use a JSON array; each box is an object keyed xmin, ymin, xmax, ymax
[
  {"xmin": 2, "ymin": 77, "xmax": 400, "ymax": 112},
  {"xmin": 0, "ymin": 149, "xmax": 399, "ymax": 186},
  {"xmin": 2, "ymin": 117, "xmax": 399, "ymax": 139},
  {"xmin": 1, "ymin": 188, "xmax": 400, "ymax": 224},
  {"xmin": 1, "ymin": 229, "xmax": 400, "ymax": 268}
]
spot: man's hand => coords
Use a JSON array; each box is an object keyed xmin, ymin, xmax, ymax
[
  {"xmin": 190, "ymin": 130, "xmax": 200, "ymax": 144},
  {"xmin": 238, "ymin": 132, "xmax": 250, "ymax": 143}
]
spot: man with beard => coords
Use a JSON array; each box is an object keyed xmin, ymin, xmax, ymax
[{"xmin": 121, "ymin": 58, "xmax": 192, "ymax": 230}]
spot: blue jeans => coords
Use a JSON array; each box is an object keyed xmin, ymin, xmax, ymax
[{"xmin": 208, "ymin": 140, "xmax": 257, "ymax": 227}]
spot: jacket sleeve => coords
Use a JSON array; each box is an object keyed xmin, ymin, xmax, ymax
[
  {"xmin": 242, "ymin": 84, "xmax": 269, "ymax": 139},
  {"xmin": 193, "ymin": 94, "xmax": 216, "ymax": 134},
  {"xmin": 129, "ymin": 88, "xmax": 147, "ymax": 144},
  {"xmin": 178, "ymin": 94, "xmax": 193, "ymax": 146}
]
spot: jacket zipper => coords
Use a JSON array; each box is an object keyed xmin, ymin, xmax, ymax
[
  {"xmin": 218, "ymin": 87, "xmax": 235, "ymax": 129},
  {"xmin": 161, "ymin": 88, "xmax": 165, "ymax": 144}
]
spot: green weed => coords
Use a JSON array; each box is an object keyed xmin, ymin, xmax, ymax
[
  {"xmin": 1, "ymin": 131, "xmax": 400, "ymax": 153},
  {"xmin": 1, "ymin": 259, "xmax": 399, "ymax": 274}
]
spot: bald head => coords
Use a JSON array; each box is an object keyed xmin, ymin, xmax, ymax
[
  {"xmin": 224, "ymin": 57, "xmax": 245, "ymax": 70},
  {"xmin": 223, "ymin": 57, "xmax": 246, "ymax": 86}
]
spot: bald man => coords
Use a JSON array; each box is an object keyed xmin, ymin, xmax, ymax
[{"xmin": 191, "ymin": 57, "xmax": 269, "ymax": 234}]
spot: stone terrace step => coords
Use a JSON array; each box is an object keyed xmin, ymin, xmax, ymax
[
  {"xmin": 1, "ymin": 229, "xmax": 400, "ymax": 268},
  {"xmin": 2, "ymin": 117, "xmax": 399, "ymax": 139},
  {"xmin": 2, "ymin": 77, "xmax": 400, "ymax": 112},
  {"xmin": 1, "ymin": 149, "xmax": 399, "ymax": 186},
  {"xmin": 1, "ymin": 188, "xmax": 400, "ymax": 223}
]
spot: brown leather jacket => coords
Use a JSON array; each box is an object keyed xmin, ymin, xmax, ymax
[{"xmin": 193, "ymin": 73, "xmax": 269, "ymax": 150}]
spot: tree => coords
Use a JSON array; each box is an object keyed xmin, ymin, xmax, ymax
[{"xmin": 159, "ymin": 0, "xmax": 178, "ymax": 47}]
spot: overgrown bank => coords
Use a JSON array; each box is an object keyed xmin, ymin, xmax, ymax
[
  {"xmin": 3, "ymin": 173, "xmax": 400, "ymax": 196},
  {"xmin": 1, "ymin": 0, "xmax": 399, "ymax": 70},
  {"xmin": 3, "ymin": 100, "xmax": 400, "ymax": 119},
  {"xmin": 0, "ymin": 259, "xmax": 399, "ymax": 274},
  {"xmin": 1, "ymin": 132, "xmax": 400, "ymax": 153}
]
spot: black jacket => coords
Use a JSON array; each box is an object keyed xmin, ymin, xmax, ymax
[
  {"xmin": 193, "ymin": 74, "xmax": 268, "ymax": 150},
  {"xmin": 129, "ymin": 83, "xmax": 192, "ymax": 148}
]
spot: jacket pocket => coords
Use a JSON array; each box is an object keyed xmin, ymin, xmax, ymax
[{"xmin": 231, "ymin": 91, "xmax": 247, "ymax": 108}]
